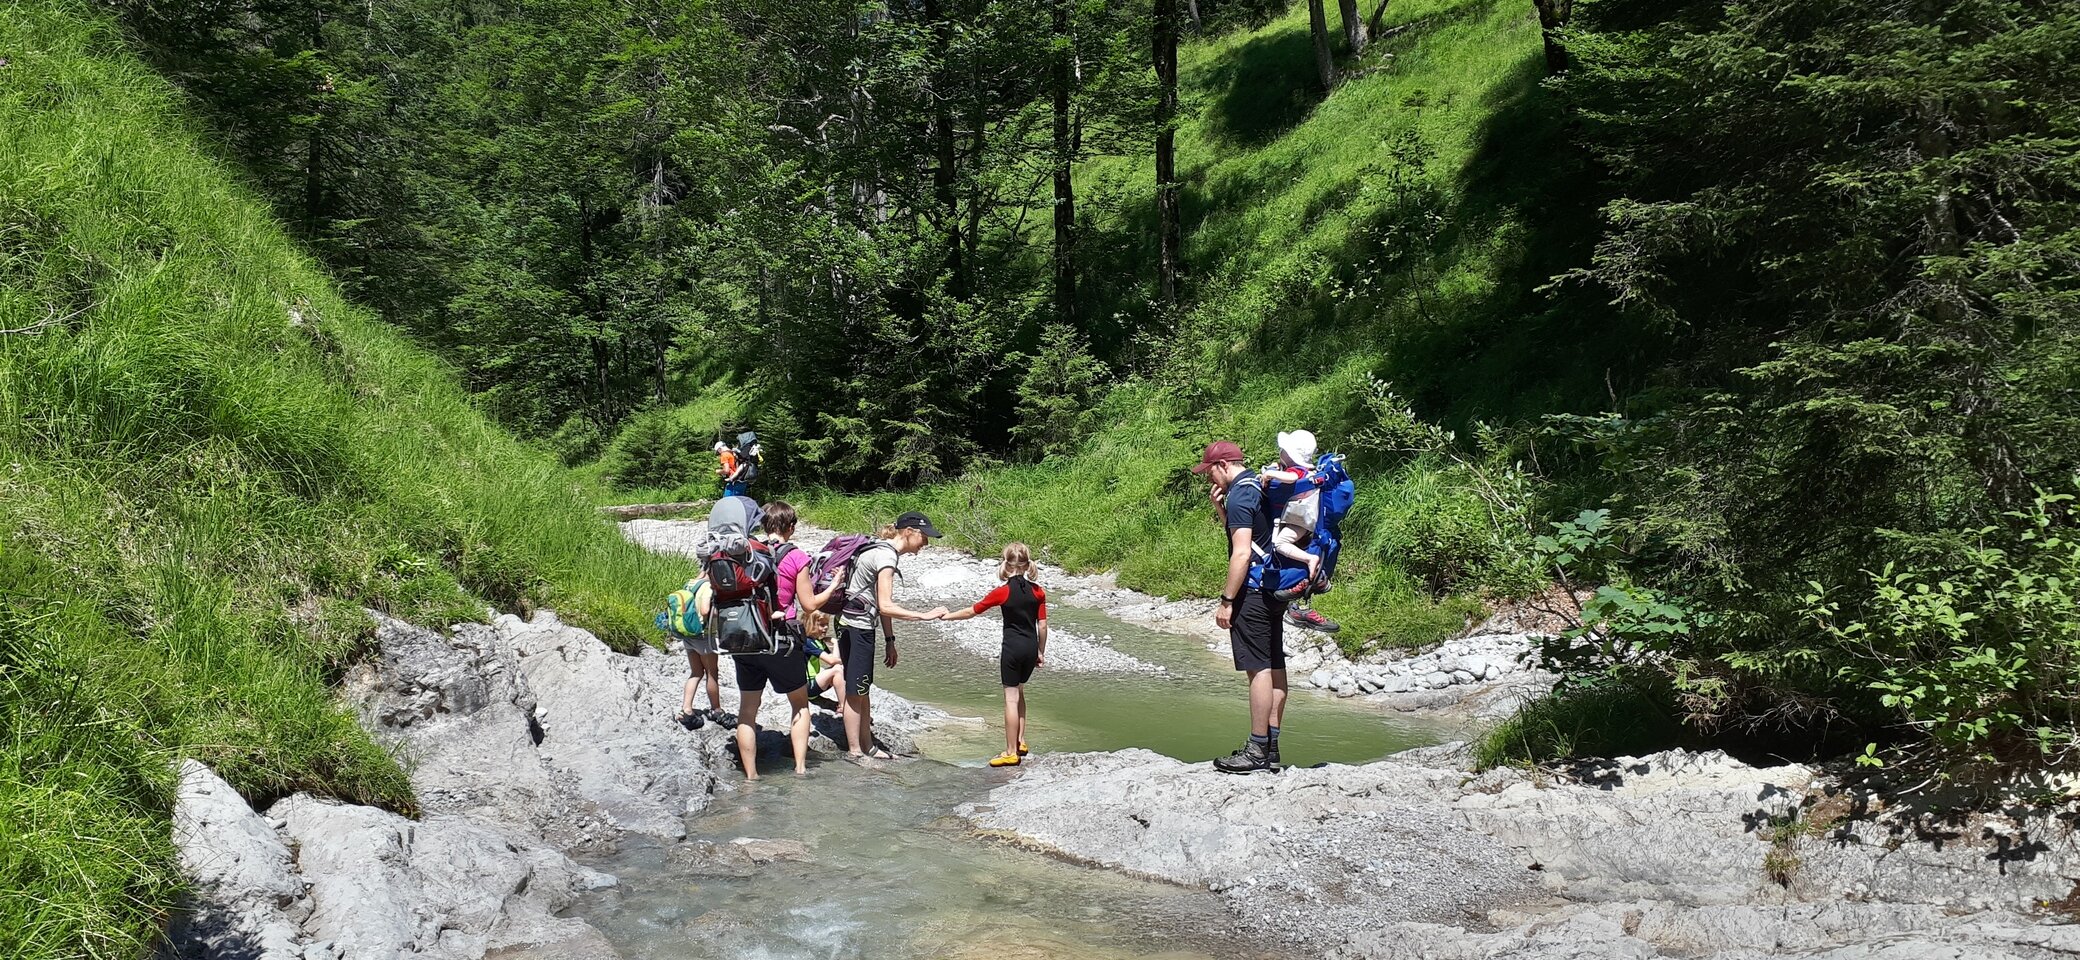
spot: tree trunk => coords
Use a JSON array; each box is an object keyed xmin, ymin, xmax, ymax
[
  {"xmin": 1154, "ymin": 0, "xmax": 1181, "ymax": 304},
  {"xmin": 926, "ymin": 0, "xmax": 964, "ymax": 296},
  {"xmin": 1531, "ymin": 0, "xmax": 1572, "ymax": 73},
  {"xmin": 1307, "ymin": 0, "xmax": 1335, "ymax": 90},
  {"xmin": 303, "ymin": 8, "xmax": 326, "ymax": 236},
  {"xmin": 1367, "ymin": 0, "xmax": 1393, "ymax": 37},
  {"xmin": 1051, "ymin": 0, "xmax": 1077, "ymax": 326},
  {"xmin": 1186, "ymin": 0, "xmax": 1201, "ymax": 32},
  {"xmin": 1337, "ymin": 0, "xmax": 1367, "ymax": 55}
]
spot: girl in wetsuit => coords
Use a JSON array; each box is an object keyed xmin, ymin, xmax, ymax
[{"xmin": 941, "ymin": 543, "xmax": 1048, "ymax": 767}]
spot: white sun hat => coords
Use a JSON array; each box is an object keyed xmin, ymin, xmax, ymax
[{"xmin": 1276, "ymin": 429, "xmax": 1317, "ymax": 468}]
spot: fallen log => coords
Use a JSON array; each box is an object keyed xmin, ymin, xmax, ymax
[{"xmin": 597, "ymin": 500, "xmax": 711, "ymax": 520}]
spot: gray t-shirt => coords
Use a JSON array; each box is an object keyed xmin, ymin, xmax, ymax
[{"xmin": 838, "ymin": 541, "xmax": 901, "ymax": 631}]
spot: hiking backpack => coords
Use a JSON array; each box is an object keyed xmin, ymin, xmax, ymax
[
  {"xmin": 655, "ymin": 578, "xmax": 706, "ymax": 637},
  {"xmin": 805, "ymin": 534, "xmax": 896, "ymax": 620},
  {"xmin": 698, "ymin": 497, "xmax": 790, "ymax": 656},
  {"xmin": 1247, "ymin": 453, "xmax": 1355, "ymax": 594},
  {"xmin": 734, "ymin": 430, "xmax": 761, "ymax": 484}
]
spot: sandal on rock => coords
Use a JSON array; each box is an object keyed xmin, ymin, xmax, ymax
[
  {"xmin": 988, "ymin": 752, "xmax": 1022, "ymax": 767},
  {"xmin": 708, "ymin": 708, "xmax": 738, "ymax": 726},
  {"xmin": 865, "ymin": 747, "xmax": 895, "ymax": 760},
  {"xmin": 676, "ymin": 711, "xmax": 706, "ymax": 731}
]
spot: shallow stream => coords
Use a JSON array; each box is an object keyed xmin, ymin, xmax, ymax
[{"xmin": 569, "ymin": 594, "xmax": 1450, "ymax": 959}]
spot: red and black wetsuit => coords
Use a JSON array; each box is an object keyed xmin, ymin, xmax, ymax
[{"xmin": 973, "ymin": 575, "xmax": 1047, "ymax": 687}]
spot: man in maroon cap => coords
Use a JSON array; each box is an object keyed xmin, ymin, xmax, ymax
[{"xmin": 1192, "ymin": 440, "xmax": 1287, "ymax": 773}]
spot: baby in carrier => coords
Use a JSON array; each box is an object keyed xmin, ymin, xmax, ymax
[{"xmin": 1260, "ymin": 430, "xmax": 1329, "ymax": 601}]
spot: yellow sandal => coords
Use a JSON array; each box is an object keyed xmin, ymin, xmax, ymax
[
  {"xmin": 1017, "ymin": 740, "xmax": 1029, "ymax": 756},
  {"xmin": 988, "ymin": 752, "xmax": 1022, "ymax": 767}
]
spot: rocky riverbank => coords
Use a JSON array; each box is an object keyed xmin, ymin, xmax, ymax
[
  {"xmin": 164, "ymin": 511, "xmax": 2080, "ymax": 960},
  {"xmin": 163, "ymin": 610, "xmax": 949, "ymax": 960},
  {"xmin": 962, "ymin": 747, "xmax": 2080, "ymax": 960}
]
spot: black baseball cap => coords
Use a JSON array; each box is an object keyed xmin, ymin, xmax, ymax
[{"xmin": 894, "ymin": 511, "xmax": 943, "ymax": 538}]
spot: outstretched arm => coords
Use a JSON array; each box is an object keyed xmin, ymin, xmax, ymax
[
  {"xmin": 875, "ymin": 568, "xmax": 944, "ymax": 622},
  {"xmin": 944, "ymin": 584, "xmax": 1008, "ymax": 623}
]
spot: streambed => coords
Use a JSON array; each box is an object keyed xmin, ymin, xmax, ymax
[{"xmin": 564, "ymin": 566, "xmax": 1453, "ymax": 960}]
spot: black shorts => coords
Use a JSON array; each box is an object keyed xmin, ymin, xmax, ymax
[
  {"xmin": 734, "ymin": 649, "xmax": 808, "ymax": 696},
  {"xmin": 1001, "ymin": 638, "xmax": 1038, "ymax": 687},
  {"xmin": 1230, "ymin": 591, "xmax": 1288, "ymax": 672},
  {"xmin": 840, "ymin": 625, "xmax": 876, "ymax": 697}
]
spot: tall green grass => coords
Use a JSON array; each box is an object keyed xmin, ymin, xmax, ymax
[
  {"xmin": 1, "ymin": 3, "xmax": 683, "ymax": 954},
  {"xmin": 795, "ymin": 0, "xmax": 1557, "ymax": 653}
]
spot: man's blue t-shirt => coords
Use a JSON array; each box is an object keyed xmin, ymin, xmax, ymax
[{"xmin": 1223, "ymin": 470, "xmax": 1276, "ymax": 566}]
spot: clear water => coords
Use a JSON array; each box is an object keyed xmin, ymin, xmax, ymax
[
  {"xmin": 884, "ymin": 605, "xmax": 1448, "ymax": 766},
  {"xmin": 579, "ymin": 763, "xmax": 1283, "ymax": 960},
  {"xmin": 571, "ymin": 604, "xmax": 1450, "ymax": 959}
]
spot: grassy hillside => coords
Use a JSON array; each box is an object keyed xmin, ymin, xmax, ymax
[
  {"xmin": 795, "ymin": 0, "xmax": 1580, "ymax": 649},
  {"xmin": 0, "ymin": 2, "xmax": 683, "ymax": 954}
]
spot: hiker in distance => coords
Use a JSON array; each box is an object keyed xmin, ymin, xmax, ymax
[
  {"xmin": 940, "ymin": 542, "xmax": 1049, "ymax": 767},
  {"xmin": 836, "ymin": 511, "xmax": 951, "ymax": 763},
  {"xmin": 1194, "ymin": 441, "xmax": 1288, "ymax": 774},
  {"xmin": 715, "ymin": 436, "xmax": 760, "ymax": 500}
]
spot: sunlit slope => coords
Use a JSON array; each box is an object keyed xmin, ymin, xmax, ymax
[{"xmin": 0, "ymin": 3, "xmax": 680, "ymax": 955}]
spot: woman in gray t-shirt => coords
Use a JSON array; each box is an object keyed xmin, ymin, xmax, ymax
[{"xmin": 836, "ymin": 511, "xmax": 948, "ymax": 761}]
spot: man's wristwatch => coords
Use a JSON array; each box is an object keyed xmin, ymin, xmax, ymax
[{"xmin": 1219, "ymin": 595, "xmax": 1235, "ymax": 605}]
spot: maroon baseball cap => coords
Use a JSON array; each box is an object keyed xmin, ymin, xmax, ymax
[{"xmin": 1190, "ymin": 440, "xmax": 1245, "ymax": 475}]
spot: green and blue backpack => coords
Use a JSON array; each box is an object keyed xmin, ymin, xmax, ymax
[{"xmin": 655, "ymin": 578, "xmax": 707, "ymax": 637}]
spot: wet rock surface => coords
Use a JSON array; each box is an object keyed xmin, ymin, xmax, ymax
[
  {"xmin": 169, "ymin": 608, "xmax": 949, "ymax": 960},
  {"xmin": 171, "ymin": 515, "xmax": 2079, "ymax": 960},
  {"xmin": 162, "ymin": 760, "xmax": 614, "ymax": 960},
  {"xmin": 966, "ymin": 747, "xmax": 2080, "ymax": 959}
]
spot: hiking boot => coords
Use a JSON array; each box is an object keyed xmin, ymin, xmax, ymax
[
  {"xmin": 1272, "ymin": 581, "xmax": 1311, "ymax": 603},
  {"xmin": 1287, "ymin": 606, "xmax": 1341, "ymax": 633},
  {"xmin": 1213, "ymin": 740, "xmax": 1275, "ymax": 774},
  {"xmin": 1266, "ymin": 741, "xmax": 1281, "ymax": 769}
]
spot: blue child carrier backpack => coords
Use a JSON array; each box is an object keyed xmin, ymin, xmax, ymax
[{"xmin": 1246, "ymin": 453, "xmax": 1354, "ymax": 594}]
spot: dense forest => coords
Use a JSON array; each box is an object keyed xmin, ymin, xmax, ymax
[
  {"xmin": 115, "ymin": 0, "xmax": 2079, "ymax": 770},
  {"xmin": 3, "ymin": 0, "xmax": 2077, "ymax": 953}
]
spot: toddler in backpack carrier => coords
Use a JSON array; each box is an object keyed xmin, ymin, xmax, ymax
[
  {"xmin": 698, "ymin": 496, "xmax": 794, "ymax": 657},
  {"xmin": 1251, "ymin": 448, "xmax": 1354, "ymax": 601}
]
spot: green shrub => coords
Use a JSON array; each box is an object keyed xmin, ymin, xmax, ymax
[
  {"xmin": 1475, "ymin": 678, "xmax": 1688, "ymax": 769},
  {"xmin": 1807, "ymin": 490, "xmax": 2080, "ymax": 772},
  {"xmin": 601, "ymin": 407, "xmax": 710, "ymax": 491}
]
